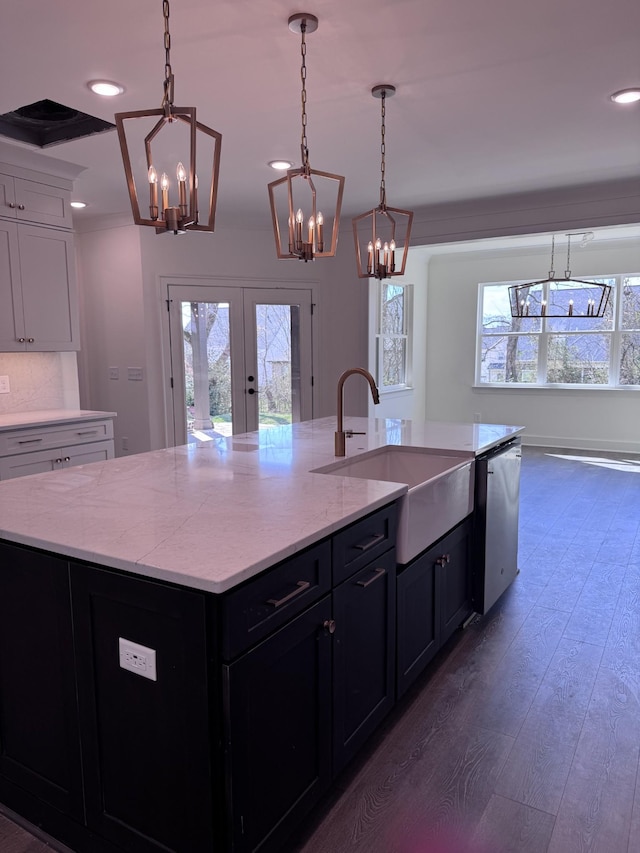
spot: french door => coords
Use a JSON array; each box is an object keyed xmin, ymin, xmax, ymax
[{"xmin": 166, "ymin": 284, "xmax": 313, "ymax": 445}]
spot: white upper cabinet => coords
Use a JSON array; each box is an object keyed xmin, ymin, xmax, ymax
[
  {"xmin": 0, "ymin": 221, "xmax": 79, "ymax": 351},
  {"xmin": 0, "ymin": 172, "xmax": 73, "ymax": 229}
]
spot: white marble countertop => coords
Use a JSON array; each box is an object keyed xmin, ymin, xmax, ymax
[
  {"xmin": 0, "ymin": 416, "xmax": 523, "ymax": 593},
  {"xmin": 0, "ymin": 409, "xmax": 117, "ymax": 431}
]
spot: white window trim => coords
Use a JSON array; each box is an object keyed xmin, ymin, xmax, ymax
[{"xmin": 375, "ymin": 281, "xmax": 414, "ymax": 394}]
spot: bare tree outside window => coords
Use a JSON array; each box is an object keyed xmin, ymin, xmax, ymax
[{"xmin": 376, "ymin": 283, "xmax": 412, "ymax": 389}]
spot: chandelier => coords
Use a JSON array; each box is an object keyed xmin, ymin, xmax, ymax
[
  {"xmin": 268, "ymin": 13, "xmax": 345, "ymax": 261},
  {"xmin": 114, "ymin": 0, "xmax": 222, "ymax": 235},
  {"xmin": 352, "ymin": 85, "xmax": 413, "ymax": 279},
  {"xmin": 509, "ymin": 234, "xmax": 612, "ymax": 318}
]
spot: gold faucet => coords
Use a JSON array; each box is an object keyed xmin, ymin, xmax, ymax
[{"xmin": 335, "ymin": 367, "xmax": 380, "ymax": 456}]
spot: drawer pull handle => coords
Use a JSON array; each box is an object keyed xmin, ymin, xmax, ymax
[
  {"xmin": 436, "ymin": 554, "xmax": 451, "ymax": 567},
  {"xmin": 267, "ymin": 580, "xmax": 310, "ymax": 608},
  {"xmin": 356, "ymin": 567, "xmax": 386, "ymax": 588},
  {"xmin": 76, "ymin": 430, "xmax": 98, "ymax": 436},
  {"xmin": 354, "ymin": 532, "xmax": 385, "ymax": 552},
  {"xmin": 323, "ymin": 619, "xmax": 336, "ymax": 634},
  {"xmin": 18, "ymin": 438, "xmax": 44, "ymax": 444}
]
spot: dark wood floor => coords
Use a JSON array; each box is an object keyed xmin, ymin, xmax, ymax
[{"xmin": 3, "ymin": 446, "xmax": 640, "ymax": 852}]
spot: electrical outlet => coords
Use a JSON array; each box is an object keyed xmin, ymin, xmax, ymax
[
  {"xmin": 0, "ymin": 375, "xmax": 10, "ymax": 394},
  {"xmin": 127, "ymin": 367, "xmax": 143, "ymax": 381},
  {"xmin": 473, "ymin": 412, "xmax": 481, "ymax": 423},
  {"xmin": 122, "ymin": 436, "xmax": 129, "ymax": 452},
  {"xmin": 109, "ymin": 367, "xmax": 119, "ymax": 380},
  {"xmin": 119, "ymin": 638, "xmax": 157, "ymax": 681}
]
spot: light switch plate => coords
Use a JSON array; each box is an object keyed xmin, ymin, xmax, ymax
[
  {"xmin": 0, "ymin": 375, "xmax": 9, "ymax": 394},
  {"xmin": 109, "ymin": 367, "xmax": 119, "ymax": 380},
  {"xmin": 119, "ymin": 637, "xmax": 157, "ymax": 681},
  {"xmin": 127, "ymin": 367, "xmax": 143, "ymax": 381}
]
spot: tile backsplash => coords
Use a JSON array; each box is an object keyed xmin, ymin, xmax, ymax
[{"xmin": 0, "ymin": 352, "xmax": 79, "ymax": 414}]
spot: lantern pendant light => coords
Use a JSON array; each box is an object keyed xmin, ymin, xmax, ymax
[
  {"xmin": 509, "ymin": 234, "xmax": 612, "ymax": 318},
  {"xmin": 114, "ymin": 0, "xmax": 222, "ymax": 234},
  {"xmin": 268, "ymin": 13, "xmax": 345, "ymax": 261},
  {"xmin": 352, "ymin": 85, "xmax": 413, "ymax": 279}
]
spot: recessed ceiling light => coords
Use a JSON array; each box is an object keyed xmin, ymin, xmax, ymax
[
  {"xmin": 70, "ymin": 201, "xmax": 87, "ymax": 209},
  {"xmin": 268, "ymin": 160, "xmax": 293, "ymax": 170},
  {"xmin": 610, "ymin": 88, "xmax": 640, "ymax": 104},
  {"xmin": 88, "ymin": 80, "xmax": 125, "ymax": 97}
]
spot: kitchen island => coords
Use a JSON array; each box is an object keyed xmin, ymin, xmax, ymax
[{"xmin": 0, "ymin": 416, "xmax": 523, "ymax": 853}]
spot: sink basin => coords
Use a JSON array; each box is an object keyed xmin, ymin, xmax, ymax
[{"xmin": 312, "ymin": 446, "xmax": 474, "ymax": 564}]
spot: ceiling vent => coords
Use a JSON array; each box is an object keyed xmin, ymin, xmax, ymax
[{"xmin": 0, "ymin": 99, "xmax": 115, "ymax": 148}]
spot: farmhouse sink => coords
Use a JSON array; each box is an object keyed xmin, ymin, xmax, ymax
[{"xmin": 312, "ymin": 446, "xmax": 475, "ymax": 564}]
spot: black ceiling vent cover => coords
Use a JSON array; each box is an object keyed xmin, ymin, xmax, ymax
[{"xmin": 0, "ymin": 99, "xmax": 115, "ymax": 148}]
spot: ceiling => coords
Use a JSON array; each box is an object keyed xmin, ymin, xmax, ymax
[{"xmin": 2, "ymin": 0, "xmax": 639, "ymax": 231}]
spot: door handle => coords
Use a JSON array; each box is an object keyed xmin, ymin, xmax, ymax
[
  {"xmin": 356, "ymin": 567, "xmax": 386, "ymax": 588},
  {"xmin": 267, "ymin": 580, "xmax": 310, "ymax": 608}
]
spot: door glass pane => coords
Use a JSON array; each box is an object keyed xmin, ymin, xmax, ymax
[
  {"xmin": 181, "ymin": 301, "xmax": 233, "ymax": 439},
  {"xmin": 254, "ymin": 303, "xmax": 301, "ymax": 428}
]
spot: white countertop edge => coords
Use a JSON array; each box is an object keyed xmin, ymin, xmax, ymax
[
  {"xmin": 0, "ymin": 487, "xmax": 406, "ymax": 594},
  {"xmin": 0, "ymin": 409, "xmax": 117, "ymax": 431}
]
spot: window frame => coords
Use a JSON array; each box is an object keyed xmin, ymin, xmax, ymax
[
  {"xmin": 375, "ymin": 281, "xmax": 414, "ymax": 393},
  {"xmin": 476, "ymin": 273, "xmax": 640, "ymax": 388}
]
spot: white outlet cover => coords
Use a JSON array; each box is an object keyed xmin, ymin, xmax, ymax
[
  {"xmin": 127, "ymin": 367, "xmax": 143, "ymax": 381},
  {"xmin": 119, "ymin": 637, "xmax": 157, "ymax": 681},
  {"xmin": 0, "ymin": 375, "xmax": 10, "ymax": 394}
]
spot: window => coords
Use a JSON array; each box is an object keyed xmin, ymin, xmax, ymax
[
  {"xmin": 478, "ymin": 274, "xmax": 640, "ymax": 386},
  {"xmin": 375, "ymin": 282, "xmax": 413, "ymax": 391}
]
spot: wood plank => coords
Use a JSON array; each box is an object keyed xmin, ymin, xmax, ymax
[
  {"xmin": 494, "ymin": 637, "xmax": 603, "ymax": 814},
  {"xmin": 472, "ymin": 794, "xmax": 556, "ymax": 852},
  {"xmin": 548, "ymin": 665, "xmax": 640, "ymax": 852}
]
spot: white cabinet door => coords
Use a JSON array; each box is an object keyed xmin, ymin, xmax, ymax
[
  {"xmin": 0, "ymin": 222, "xmax": 79, "ymax": 352},
  {"xmin": 0, "ymin": 221, "xmax": 25, "ymax": 352},
  {"xmin": 18, "ymin": 225, "xmax": 79, "ymax": 351},
  {"xmin": 14, "ymin": 178, "xmax": 73, "ymax": 228},
  {"xmin": 0, "ymin": 173, "xmax": 72, "ymax": 228}
]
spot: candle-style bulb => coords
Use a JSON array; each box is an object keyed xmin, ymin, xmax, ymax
[
  {"xmin": 296, "ymin": 208, "xmax": 304, "ymax": 224},
  {"xmin": 176, "ymin": 162, "xmax": 187, "ymax": 216},
  {"xmin": 161, "ymin": 173, "xmax": 170, "ymax": 190},
  {"xmin": 316, "ymin": 212, "xmax": 323, "ymax": 226},
  {"xmin": 148, "ymin": 166, "xmax": 158, "ymax": 220},
  {"xmin": 177, "ymin": 162, "xmax": 187, "ymax": 182}
]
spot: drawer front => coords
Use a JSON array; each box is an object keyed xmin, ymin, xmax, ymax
[
  {"xmin": 332, "ymin": 503, "xmax": 397, "ymax": 586},
  {"xmin": 221, "ymin": 539, "xmax": 331, "ymax": 659},
  {"xmin": 0, "ymin": 419, "xmax": 114, "ymax": 456},
  {"xmin": 0, "ymin": 440, "xmax": 114, "ymax": 480}
]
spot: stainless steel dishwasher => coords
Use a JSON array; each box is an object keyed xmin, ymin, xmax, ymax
[{"xmin": 473, "ymin": 437, "xmax": 522, "ymax": 614}]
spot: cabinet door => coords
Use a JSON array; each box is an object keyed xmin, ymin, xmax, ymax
[
  {"xmin": 437, "ymin": 517, "xmax": 473, "ymax": 646},
  {"xmin": 332, "ymin": 549, "xmax": 396, "ymax": 775},
  {"xmin": 397, "ymin": 546, "xmax": 439, "ymax": 699},
  {"xmin": 61, "ymin": 440, "xmax": 115, "ymax": 467},
  {"xmin": 14, "ymin": 178, "xmax": 72, "ymax": 228},
  {"xmin": 71, "ymin": 565, "xmax": 216, "ymax": 853},
  {"xmin": 0, "ymin": 541, "xmax": 84, "ymax": 821},
  {"xmin": 17, "ymin": 225, "xmax": 79, "ymax": 350},
  {"xmin": 224, "ymin": 596, "xmax": 332, "ymax": 853},
  {"xmin": 0, "ymin": 174, "xmax": 17, "ymax": 217},
  {"xmin": 0, "ymin": 220, "xmax": 25, "ymax": 351},
  {"xmin": 0, "ymin": 449, "xmax": 57, "ymax": 479}
]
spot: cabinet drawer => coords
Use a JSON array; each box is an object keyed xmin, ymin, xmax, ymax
[
  {"xmin": 332, "ymin": 503, "xmax": 397, "ymax": 586},
  {"xmin": 0, "ymin": 419, "xmax": 114, "ymax": 456},
  {"xmin": 221, "ymin": 540, "xmax": 331, "ymax": 659}
]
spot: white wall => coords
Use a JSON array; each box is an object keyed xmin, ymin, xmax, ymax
[
  {"xmin": 76, "ymin": 220, "xmax": 369, "ymax": 454},
  {"xmin": 75, "ymin": 223, "xmax": 149, "ymax": 455},
  {"xmin": 423, "ymin": 236, "xmax": 640, "ymax": 452}
]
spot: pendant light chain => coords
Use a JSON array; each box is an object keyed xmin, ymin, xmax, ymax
[
  {"xmin": 565, "ymin": 234, "xmax": 572, "ymax": 277},
  {"xmin": 379, "ymin": 89, "xmax": 387, "ymax": 209},
  {"xmin": 162, "ymin": 0, "xmax": 174, "ymax": 113},
  {"xmin": 299, "ymin": 19, "xmax": 310, "ymax": 172},
  {"xmin": 549, "ymin": 233, "xmax": 555, "ymax": 278}
]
